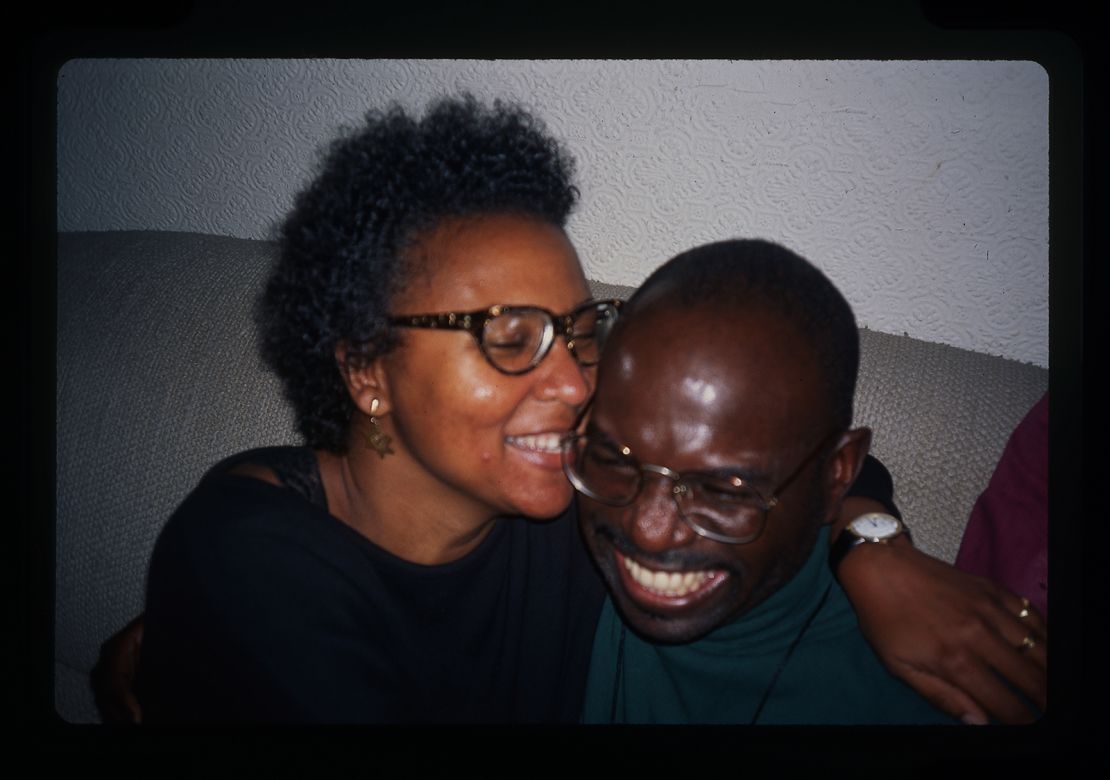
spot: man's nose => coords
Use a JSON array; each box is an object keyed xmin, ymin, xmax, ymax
[{"xmin": 624, "ymin": 476, "xmax": 698, "ymax": 553}]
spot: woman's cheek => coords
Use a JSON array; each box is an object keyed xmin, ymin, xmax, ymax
[{"xmin": 470, "ymin": 384, "xmax": 496, "ymax": 401}]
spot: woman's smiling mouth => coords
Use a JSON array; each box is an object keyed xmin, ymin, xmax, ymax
[
  {"xmin": 505, "ymin": 432, "xmax": 565, "ymax": 453},
  {"xmin": 504, "ymin": 432, "xmax": 569, "ymax": 470}
]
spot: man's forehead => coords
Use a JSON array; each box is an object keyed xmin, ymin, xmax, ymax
[
  {"xmin": 598, "ymin": 301, "xmax": 824, "ymax": 438},
  {"xmin": 608, "ymin": 300, "xmax": 801, "ymax": 379}
]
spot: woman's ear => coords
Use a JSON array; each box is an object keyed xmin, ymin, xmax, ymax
[
  {"xmin": 821, "ymin": 427, "xmax": 872, "ymax": 524},
  {"xmin": 335, "ymin": 342, "xmax": 392, "ymax": 417}
]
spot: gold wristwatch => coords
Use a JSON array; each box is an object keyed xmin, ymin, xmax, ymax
[{"xmin": 829, "ymin": 512, "xmax": 911, "ymax": 572}]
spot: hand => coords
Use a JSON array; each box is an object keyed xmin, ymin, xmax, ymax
[
  {"xmin": 838, "ymin": 541, "xmax": 1046, "ymax": 724},
  {"xmin": 91, "ymin": 614, "xmax": 145, "ymax": 724}
]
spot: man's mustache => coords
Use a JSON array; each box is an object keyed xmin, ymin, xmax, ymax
[{"xmin": 590, "ymin": 517, "xmax": 741, "ymax": 573}]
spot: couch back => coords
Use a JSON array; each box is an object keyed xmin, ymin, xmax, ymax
[{"xmin": 55, "ymin": 231, "xmax": 1048, "ymax": 723}]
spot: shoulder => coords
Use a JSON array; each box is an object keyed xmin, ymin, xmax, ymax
[
  {"xmin": 226, "ymin": 461, "xmax": 281, "ymax": 485},
  {"xmin": 145, "ymin": 452, "xmax": 378, "ymax": 654},
  {"xmin": 202, "ymin": 446, "xmax": 313, "ymax": 485},
  {"xmin": 802, "ymin": 585, "xmax": 956, "ymax": 723},
  {"xmin": 507, "ymin": 503, "xmax": 599, "ymax": 581},
  {"xmin": 139, "ymin": 454, "xmax": 385, "ymax": 723},
  {"xmin": 186, "ymin": 446, "xmax": 318, "ymax": 519},
  {"xmin": 150, "ymin": 448, "xmax": 338, "ymax": 583},
  {"xmin": 503, "ymin": 504, "xmax": 607, "ymax": 628}
]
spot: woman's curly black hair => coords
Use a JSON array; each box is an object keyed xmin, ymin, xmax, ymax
[{"xmin": 257, "ymin": 95, "xmax": 580, "ymax": 452}]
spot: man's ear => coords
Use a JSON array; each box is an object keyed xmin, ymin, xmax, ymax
[
  {"xmin": 821, "ymin": 427, "xmax": 872, "ymax": 524},
  {"xmin": 335, "ymin": 341, "xmax": 392, "ymax": 418}
]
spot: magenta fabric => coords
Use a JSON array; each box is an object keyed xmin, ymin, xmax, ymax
[{"xmin": 955, "ymin": 393, "xmax": 1048, "ymax": 617}]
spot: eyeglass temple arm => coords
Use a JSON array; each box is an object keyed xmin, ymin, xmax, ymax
[{"xmin": 567, "ymin": 400, "xmax": 594, "ymax": 439}]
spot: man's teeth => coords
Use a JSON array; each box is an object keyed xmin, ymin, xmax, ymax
[
  {"xmin": 623, "ymin": 556, "xmax": 714, "ymax": 597},
  {"xmin": 506, "ymin": 433, "xmax": 564, "ymax": 453}
]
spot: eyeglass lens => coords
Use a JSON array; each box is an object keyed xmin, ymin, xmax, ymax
[
  {"xmin": 482, "ymin": 302, "xmax": 618, "ymax": 373},
  {"xmin": 565, "ymin": 435, "xmax": 769, "ymax": 543}
]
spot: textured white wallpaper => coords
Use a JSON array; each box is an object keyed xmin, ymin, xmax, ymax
[{"xmin": 57, "ymin": 59, "xmax": 1048, "ymax": 366}]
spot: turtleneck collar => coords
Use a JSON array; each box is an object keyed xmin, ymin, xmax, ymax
[{"xmin": 661, "ymin": 524, "xmax": 835, "ymax": 656}]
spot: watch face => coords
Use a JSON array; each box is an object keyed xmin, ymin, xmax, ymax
[{"xmin": 851, "ymin": 513, "xmax": 900, "ymax": 539}]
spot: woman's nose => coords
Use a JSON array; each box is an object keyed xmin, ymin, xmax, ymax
[{"xmin": 535, "ymin": 337, "xmax": 592, "ymax": 405}]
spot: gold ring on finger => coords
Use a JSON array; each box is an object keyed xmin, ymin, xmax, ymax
[
  {"xmin": 1017, "ymin": 597, "xmax": 1031, "ymax": 620},
  {"xmin": 1019, "ymin": 634, "xmax": 1037, "ymax": 651}
]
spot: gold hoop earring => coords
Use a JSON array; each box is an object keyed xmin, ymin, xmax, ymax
[{"xmin": 366, "ymin": 398, "xmax": 394, "ymax": 458}]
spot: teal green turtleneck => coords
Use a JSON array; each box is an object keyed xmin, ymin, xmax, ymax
[{"xmin": 582, "ymin": 526, "xmax": 957, "ymax": 724}]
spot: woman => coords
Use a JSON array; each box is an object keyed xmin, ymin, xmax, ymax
[{"xmin": 102, "ymin": 95, "xmax": 1045, "ymax": 724}]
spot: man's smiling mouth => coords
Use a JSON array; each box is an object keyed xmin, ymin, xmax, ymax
[{"xmin": 617, "ymin": 550, "xmax": 728, "ymax": 600}]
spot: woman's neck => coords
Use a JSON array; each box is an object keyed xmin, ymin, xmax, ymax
[{"xmin": 315, "ymin": 445, "xmax": 500, "ymax": 566}]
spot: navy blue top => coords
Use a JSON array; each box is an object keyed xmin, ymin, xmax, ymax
[{"xmin": 137, "ymin": 448, "xmax": 604, "ymax": 723}]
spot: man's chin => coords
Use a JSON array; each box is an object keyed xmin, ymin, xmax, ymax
[
  {"xmin": 609, "ymin": 587, "xmax": 732, "ymax": 645},
  {"xmin": 597, "ymin": 547, "xmax": 738, "ymax": 644}
]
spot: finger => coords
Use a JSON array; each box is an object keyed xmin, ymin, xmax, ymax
[
  {"xmin": 941, "ymin": 656, "xmax": 1034, "ymax": 727},
  {"xmin": 1004, "ymin": 593, "xmax": 1048, "ymax": 637},
  {"xmin": 129, "ymin": 616, "xmax": 145, "ymax": 645},
  {"xmin": 126, "ymin": 694, "xmax": 143, "ymax": 725},
  {"xmin": 939, "ymin": 636, "xmax": 1043, "ymax": 723},
  {"xmin": 980, "ymin": 591, "xmax": 1047, "ymax": 668},
  {"xmin": 93, "ymin": 686, "xmax": 135, "ymax": 725},
  {"xmin": 1015, "ymin": 630, "xmax": 1048, "ymax": 673},
  {"xmin": 996, "ymin": 621, "xmax": 1047, "ymax": 675},
  {"xmin": 946, "ymin": 584, "xmax": 1047, "ymax": 710},
  {"xmin": 100, "ymin": 681, "xmax": 141, "ymax": 725},
  {"xmin": 92, "ymin": 662, "xmax": 137, "ymax": 724},
  {"xmin": 978, "ymin": 627, "xmax": 1047, "ymax": 713},
  {"xmin": 1017, "ymin": 604, "xmax": 1048, "ymax": 643},
  {"xmin": 988, "ymin": 595, "xmax": 1048, "ymax": 673},
  {"xmin": 893, "ymin": 664, "xmax": 991, "ymax": 725}
]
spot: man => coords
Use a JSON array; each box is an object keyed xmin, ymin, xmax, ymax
[{"xmin": 569, "ymin": 238, "xmax": 956, "ymax": 724}]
